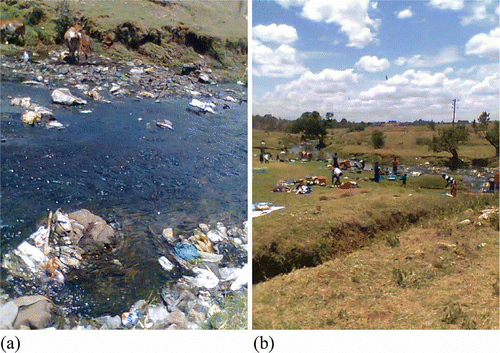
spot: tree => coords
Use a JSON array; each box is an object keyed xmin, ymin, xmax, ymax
[
  {"xmin": 429, "ymin": 124, "xmax": 469, "ymax": 165},
  {"xmin": 289, "ymin": 111, "xmax": 327, "ymax": 149},
  {"xmin": 371, "ymin": 130, "xmax": 385, "ymax": 149},
  {"xmin": 473, "ymin": 112, "xmax": 498, "ymax": 156},
  {"xmin": 485, "ymin": 121, "xmax": 499, "ymax": 156}
]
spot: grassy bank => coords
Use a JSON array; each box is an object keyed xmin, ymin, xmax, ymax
[
  {"xmin": 253, "ymin": 205, "xmax": 499, "ymax": 329},
  {"xmin": 252, "ymin": 157, "xmax": 498, "ymax": 283},
  {"xmin": 0, "ymin": 0, "xmax": 247, "ymax": 82}
]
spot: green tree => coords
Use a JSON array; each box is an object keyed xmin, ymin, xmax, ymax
[
  {"xmin": 485, "ymin": 121, "xmax": 499, "ymax": 156},
  {"xmin": 473, "ymin": 112, "xmax": 498, "ymax": 156},
  {"xmin": 429, "ymin": 124, "xmax": 469, "ymax": 164},
  {"xmin": 289, "ymin": 111, "xmax": 327, "ymax": 149},
  {"xmin": 371, "ymin": 130, "xmax": 385, "ymax": 149}
]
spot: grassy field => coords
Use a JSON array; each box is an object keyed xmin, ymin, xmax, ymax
[
  {"xmin": 252, "ymin": 128, "xmax": 499, "ymax": 329},
  {"xmin": 254, "ymin": 123, "xmax": 498, "ymax": 166}
]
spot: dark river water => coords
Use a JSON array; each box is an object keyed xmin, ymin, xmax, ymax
[{"xmin": 0, "ymin": 82, "xmax": 247, "ymax": 316}]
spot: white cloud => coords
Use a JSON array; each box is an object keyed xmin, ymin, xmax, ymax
[
  {"xmin": 394, "ymin": 47, "xmax": 461, "ymax": 68},
  {"xmin": 276, "ymin": 0, "xmax": 380, "ymax": 49},
  {"xmin": 354, "ymin": 55, "xmax": 390, "ymax": 72},
  {"xmin": 429, "ymin": 0, "xmax": 464, "ymax": 11},
  {"xmin": 461, "ymin": 0, "xmax": 498, "ymax": 25},
  {"xmin": 253, "ymin": 40, "xmax": 308, "ymax": 78},
  {"xmin": 253, "ymin": 23, "xmax": 298, "ymax": 45},
  {"xmin": 397, "ymin": 9, "xmax": 413, "ymax": 19},
  {"xmin": 274, "ymin": 0, "xmax": 308, "ymax": 9},
  {"xmin": 355, "ymin": 68, "xmax": 498, "ymax": 121},
  {"xmin": 465, "ymin": 27, "xmax": 500, "ymax": 58},
  {"xmin": 255, "ymin": 68, "xmax": 361, "ymax": 115},
  {"xmin": 255, "ymin": 65, "xmax": 498, "ymax": 122}
]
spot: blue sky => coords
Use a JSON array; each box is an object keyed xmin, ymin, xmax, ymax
[{"xmin": 252, "ymin": 0, "xmax": 499, "ymax": 122}]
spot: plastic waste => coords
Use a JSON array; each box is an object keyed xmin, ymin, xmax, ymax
[
  {"xmin": 158, "ymin": 256, "xmax": 174, "ymax": 271},
  {"xmin": 189, "ymin": 99, "xmax": 216, "ymax": 114},
  {"xmin": 121, "ymin": 309, "xmax": 140, "ymax": 327},
  {"xmin": 173, "ymin": 243, "xmax": 200, "ymax": 261},
  {"xmin": 183, "ymin": 267, "xmax": 219, "ymax": 289}
]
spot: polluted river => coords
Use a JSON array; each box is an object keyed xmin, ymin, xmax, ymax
[{"xmin": 0, "ymin": 60, "xmax": 248, "ymax": 329}]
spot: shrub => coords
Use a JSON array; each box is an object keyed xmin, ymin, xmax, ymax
[
  {"xmin": 371, "ymin": 130, "xmax": 385, "ymax": 149},
  {"xmin": 55, "ymin": 0, "xmax": 73, "ymax": 43},
  {"xmin": 27, "ymin": 6, "xmax": 44, "ymax": 25},
  {"xmin": 416, "ymin": 137, "xmax": 431, "ymax": 146}
]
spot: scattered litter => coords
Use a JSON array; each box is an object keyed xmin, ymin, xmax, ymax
[
  {"xmin": 189, "ymin": 99, "xmax": 216, "ymax": 114},
  {"xmin": 155, "ymin": 119, "xmax": 173, "ymax": 130},
  {"xmin": 121, "ymin": 309, "xmax": 140, "ymax": 327},
  {"xmin": 252, "ymin": 202, "xmax": 285, "ymax": 218},
  {"xmin": 158, "ymin": 256, "xmax": 175, "ymax": 271}
]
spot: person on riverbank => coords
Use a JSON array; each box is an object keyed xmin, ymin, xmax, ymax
[
  {"xmin": 442, "ymin": 174, "xmax": 454, "ymax": 188},
  {"xmin": 401, "ymin": 173, "xmax": 407, "ymax": 187},
  {"xmin": 331, "ymin": 167, "xmax": 342, "ymax": 186},
  {"xmin": 392, "ymin": 157, "xmax": 399, "ymax": 175},
  {"xmin": 332, "ymin": 152, "xmax": 339, "ymax": 168},
  {"xmin": 451, "ymin": 180, "xmax": 457, "ymax": 197},
  {"xmin": 374, "ymin": 162, "xmax": 380, "ymax": 183}
]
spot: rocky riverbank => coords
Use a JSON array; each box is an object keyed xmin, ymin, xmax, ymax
[{"xmin": 1, "ymin": 208, "xmax": 248, "ymax": 330}]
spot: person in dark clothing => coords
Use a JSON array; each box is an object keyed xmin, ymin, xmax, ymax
[
  {"xmin": 333, "ymin": 152, "xmax": 339, "ymax": 168},
  {"xmin": 259, "ymin": 152, "xmax": 264, "ymax": 163},
  {"xmin": 374, "ymin": 162, "xmax": 380, "ymax": 183},
  {"xmin": 360, "ymin": 160, "xmax": 365, "ymax": 170},
  {"xmin": 401, "ymin": 173, "xmax": 407, "ymax": 186}
]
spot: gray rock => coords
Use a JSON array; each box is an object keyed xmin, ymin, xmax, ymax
[
  {"xmin": 95, "ymin": 315, "xmax": 122, "ymax": 329},
  {"xmin": 0, "ymin": 301, "xmax": 18, "ymax": 329},
  {"xmin": 12, "ymin": 295, "xmax": 54, "ymax": 329},
  {"xmin": 52, "ymin": 88, "xmax": 87, "ymax": 105}
]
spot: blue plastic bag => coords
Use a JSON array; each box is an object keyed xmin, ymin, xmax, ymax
[{"xmin": 173, "ymin": 243, "xmax": 200, "ymax": 261}]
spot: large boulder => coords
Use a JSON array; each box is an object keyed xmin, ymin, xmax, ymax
[
  {"xmin": 0, "ymin": 296, "xmax": 54, "ymax": 329},
  {"xmin": 67, "ymin": 209, "xmax": 116, "ymax": 248}
]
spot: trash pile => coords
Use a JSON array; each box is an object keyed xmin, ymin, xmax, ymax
[
  {"xmin": 10, "ymin": 96, "xmax": 65, "ymax": 129},
  {"xmin": 1, "ymin": 208, "xmax": 116, "ymax": 285},
  {"xmin": 1, "ymin": 213, "xmax": 248, "ymax": 330},
  {"xmin": 93, "ymin": 221, "xmax": 249, "ymax": 330}
]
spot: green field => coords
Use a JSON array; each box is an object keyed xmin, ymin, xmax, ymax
[{"xmin": 252, "ymin": 128, "xmax": 499, "ymax": 329}]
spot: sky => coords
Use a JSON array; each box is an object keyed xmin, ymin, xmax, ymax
[{"xmin": 252, "ymin": 0, "xmax": 499, "ymax": 122}]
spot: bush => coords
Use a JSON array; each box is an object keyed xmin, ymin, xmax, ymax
[
  {"xmin": 27, "ymin": 6, "xmax": 44, "ymax": 25},
  {"xmin": 55, "ymin": 0, "xmax": 73, "ymax": 43},
  {"xmin": 416, "ymin": 137, "xmax": 431, "ymax": 146},
  {"xmin": 371, "ymin": 130, "xmax": 385, "ymax": 149}
]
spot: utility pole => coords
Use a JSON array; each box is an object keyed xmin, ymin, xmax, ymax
[{"xmin": 452, "ymin": 99, "xmax": 458, "ymax": 126}]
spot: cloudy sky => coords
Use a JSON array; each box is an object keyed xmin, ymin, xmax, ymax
[{"xmin": 252, "ymin": 0, "xmax": 499, "ymax": 122}]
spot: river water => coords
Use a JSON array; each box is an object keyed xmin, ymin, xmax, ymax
[{"xmin": 0, "ymin": 82, "xmax": 247, "ymax": 316}]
